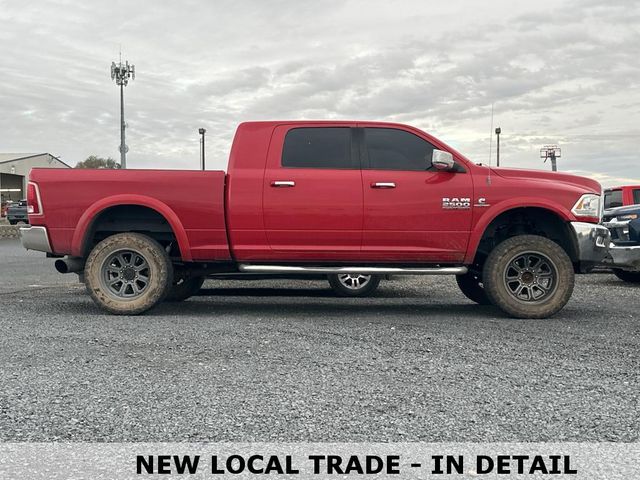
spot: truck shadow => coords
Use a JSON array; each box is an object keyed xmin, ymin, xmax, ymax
[
  {"xmin": 156, "ymin": 297, "xmax": 499, "ymax": 319},
  {"xmin": 159, "ymin": 285, "xmax": 503, "ymax": 318},
  {"xmin": 196, "ymin": 286, "xmax": 420, "ymax": 298},
  {"xmin": 58, "ymin": 285, "xmax": 503, "ymax": 318},
  {"xmin": 50, "ymin": 282, "xmax": 600, "ymax": 320}
]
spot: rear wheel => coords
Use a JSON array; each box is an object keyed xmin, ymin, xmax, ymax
[
  {"xmin": 328, "ymin": 273, "xmax": 381, "ymax": 297},
  {"xmin": 166, "ymin": 276, "xmax": 205, "ymax": 302},
  {"xmin": 84, "ymin": 233, "xmax": 172, "ymax": 315},
  {"xmin": 482, "ymin": 235, "xmax": 574, "ymax": 318},
  {"xmin": 456, "ymin": 271, "xmax": 491, "ymax": 305},
  {"xmin": 612, "ymin": 269, "xmax": 640, "ymax": 283}
]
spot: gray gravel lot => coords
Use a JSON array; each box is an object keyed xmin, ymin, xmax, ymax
[{"xmin": 0, "ymin": 238, "xmax": 638, "ymax": 442}]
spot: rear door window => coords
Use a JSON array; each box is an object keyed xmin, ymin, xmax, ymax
[
  {"xmin": 604, "ymin": 189, "xmax": 623, "ymax": 209},
  {"xmin": 633, "ymin": 189, "xmax": 640, "ymax": 205},
  {"xmin": 282, "ymin": 127, "xmax": 355, "ymax": 169}
]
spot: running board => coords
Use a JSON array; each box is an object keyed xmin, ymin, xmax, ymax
[{"xmin": 237, "ymin": 265, "xmax": 467, "ymax": 275}]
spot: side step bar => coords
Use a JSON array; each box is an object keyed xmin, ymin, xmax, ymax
[{"xmin": 238, "ymin": 265, "xmax": 468, "ymax": 275}]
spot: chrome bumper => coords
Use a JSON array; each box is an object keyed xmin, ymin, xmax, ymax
[
  {"xmin": 605, "ymin": 243, "xmax": 640, "ymax": 272},
  {"xmin": 570, "ymin": 222, "xmax": 610, "ymax": 269},
  {"xmin": 600, "ymin": 218, "xmax": 640, "ymax": 271},
  {"xmin": 19, "ymin": 226, "xmax": 52, "ymax": 253}
]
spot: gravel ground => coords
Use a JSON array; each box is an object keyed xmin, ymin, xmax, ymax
[{"xmin": 0, "ymin": 238, "xmax": 638, "ymax": 442}]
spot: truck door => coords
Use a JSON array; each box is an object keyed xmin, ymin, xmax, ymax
[
  {"xmin": 262, "ymin": 125, "xmax": 363, "ymax": 259},
  {"xmin": 359, "ymin": 126, "xmax": 473, "ymax": 263}
]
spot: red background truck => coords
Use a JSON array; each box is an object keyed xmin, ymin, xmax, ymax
[
  {"xmin": 21, "ymin": 121, "xmax": 611, "ymax": 318},
  {"xmin": 603, "ymin": 185, "xmax": 640, "ymax": 209}
]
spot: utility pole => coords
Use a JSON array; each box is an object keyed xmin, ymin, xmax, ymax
[
  {"xmin": 199, "ymin": 128, "xmax": 206, "ymax": 170},
  {"xmin": 540, "ymin": 145, "xmax": 561, "ymax": 172},
  {"xmin": 111, "ymin": 55, "xmax": 135, "ymax": 168},
  {"xmin": 495, "ymin": 127, "xmax": 501, "ymax": 167}
]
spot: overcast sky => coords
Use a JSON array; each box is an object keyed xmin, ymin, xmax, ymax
[{"xmin": 1, "ymin": 0, "xmax": 639, "ymax": 185}]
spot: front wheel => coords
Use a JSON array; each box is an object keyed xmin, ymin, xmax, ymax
[
  {"xmin": 482, "ymin": 235, "xmax": 574, "ymax": 319},
  {"xmin": 328, "ymin": 273, "xmax": 381, "ymax": 297},
  {"xmin": 612, "ymin": 269, "xmax": 640, "ymax": 283},
  {"xmin": 84, "ymin": 233, "xmax": 172, "ymax": 315}
]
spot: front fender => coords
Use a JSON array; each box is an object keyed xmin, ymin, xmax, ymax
[
  {"xmin": 70, "ymin": 194, "xmax": 192, "ymax": 261},
  {"xmin": 464, "ymin": 197, "xmax": 575, "ymax": 264}
]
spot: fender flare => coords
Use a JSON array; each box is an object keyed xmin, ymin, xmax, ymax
[
  {"xmin": 71, "ymin": 194, "xmax": 192, "ymax": 261},
  {"xmin": 464, "ymin": 198, "xmax": 574, "ymax": 264}
]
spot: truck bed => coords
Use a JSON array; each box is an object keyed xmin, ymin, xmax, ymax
[{"xmin": 29, "ymin": 168, "xmax": 230, "ymax": 261}]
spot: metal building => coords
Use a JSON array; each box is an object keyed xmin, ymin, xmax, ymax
[{"xmin": 0, "ymin": 153, "xmax": 70, "ymax": 205}]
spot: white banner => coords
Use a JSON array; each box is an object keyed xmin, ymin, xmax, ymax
[{"xmin": 1, "ymin": 442, "xmax": 638, "ymax": 479}]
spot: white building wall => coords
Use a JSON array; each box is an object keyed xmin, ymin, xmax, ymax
[{"xmin": 0, "ymin": 154, "xmax": 70, "ymax": 203}]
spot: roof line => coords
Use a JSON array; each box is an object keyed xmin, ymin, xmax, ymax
[
  {"xmin": 48, "ymin": 154, "xmax": 72, "ymax": 168},
  {"xmin": 0, "ymin": 153, "xmax": 72, "ymax": 168},
  {"xmin": 0, "ymin": 153, "xmax": 43, "ymax": 164}
]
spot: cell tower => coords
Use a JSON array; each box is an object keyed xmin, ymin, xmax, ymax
[
  {"xmin": 110, "ymin": 56, "xmax": 135, "ymax": 168},
  {"xmin": 540, "ymin": 145, "xmax": 561, "ymax": 172}
]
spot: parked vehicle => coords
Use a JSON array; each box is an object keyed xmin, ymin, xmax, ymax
[
  {"xmin": 603, "ymin": 185, "xmax": 640, "ymax": 209},
  {"xmin": 7, "ymin": 199, "xmax": 28, "ymax": 225},
  {"xmin": 602, "ymin": 203, "xmax": 640, "ymax": 282},
  {"xmin": 21, "ymin": 120, "xmax": 613, "ymax": 318},
  {"xmin": 1, "ymin": 200, "xmax": 13, "ymax": 218}
]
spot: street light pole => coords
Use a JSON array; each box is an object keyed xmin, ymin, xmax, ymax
[
  {"xmin": 111, "ymin": 58, "xmax": 135, "ymax": 168},
  {"xmin": 495, "ymin": 127, "xmax": 501, "ymax": 167},
  {"xmin": 199, "ymin": 128, "xmax": 206, "ymax": 170},
  {"xmin": 550, "ymin": 152, "xmax": 557, "ymax": 172}
]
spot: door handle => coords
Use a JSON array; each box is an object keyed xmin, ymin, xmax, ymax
[
  {"xmin": 271, "ymin": 181, "xmax": 295, "ymax": 187},
  {"xmin": 371, "ymin": 182, "xmax": 396, "ymax": 189}
]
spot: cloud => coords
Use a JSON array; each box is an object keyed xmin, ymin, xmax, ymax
[{"xmin": 0, "ymin": 0, "xmax": 638, "ymax": 185}]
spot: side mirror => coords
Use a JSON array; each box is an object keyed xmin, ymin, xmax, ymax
[{"xmin": 432, "ymin": 150, "xmax": 455, "ymax": 171}]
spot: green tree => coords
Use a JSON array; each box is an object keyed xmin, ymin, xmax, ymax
[{"xmin": 75, "ymin": 155, "xmax": 121, "ymax": 169}]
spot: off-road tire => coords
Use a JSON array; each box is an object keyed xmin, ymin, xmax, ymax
[
  {"xmin": 612, "ymin": 268, "xmax": 640, "ymax": 283},
  {"xmin": 166, "ymin": 276, "xmax": 205, "ymax": 302},
  {"xmin": 84, "ymin": 233, "xmax": 172, "ymax": 315},
  {"xmin": 456, "ymin": 271, "xmax": 491, "ymax": 305},
  {"xmin": 328, "ymin": 274, "xmax": 381, "ymax": 297},
  {"xmin": 482, "ymin": 235, "xmax": 574, "ymax": 319}
]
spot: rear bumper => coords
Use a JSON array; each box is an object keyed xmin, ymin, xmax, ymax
[
  {"xmin": 19, "ymin": 226, "xmax": 52, "ymax": 253},
  {"xmin": 570, "ymin": 222, "xmax": 610, "ymax": 271}
]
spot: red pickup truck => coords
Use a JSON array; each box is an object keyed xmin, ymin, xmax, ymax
[
  {"xmin": 21, "ymin": 121, "xmax": 611, "ymax": 318},
  {"xmin": 603, "ymin": 185, "xmax": 640, "ymax": 209}
]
